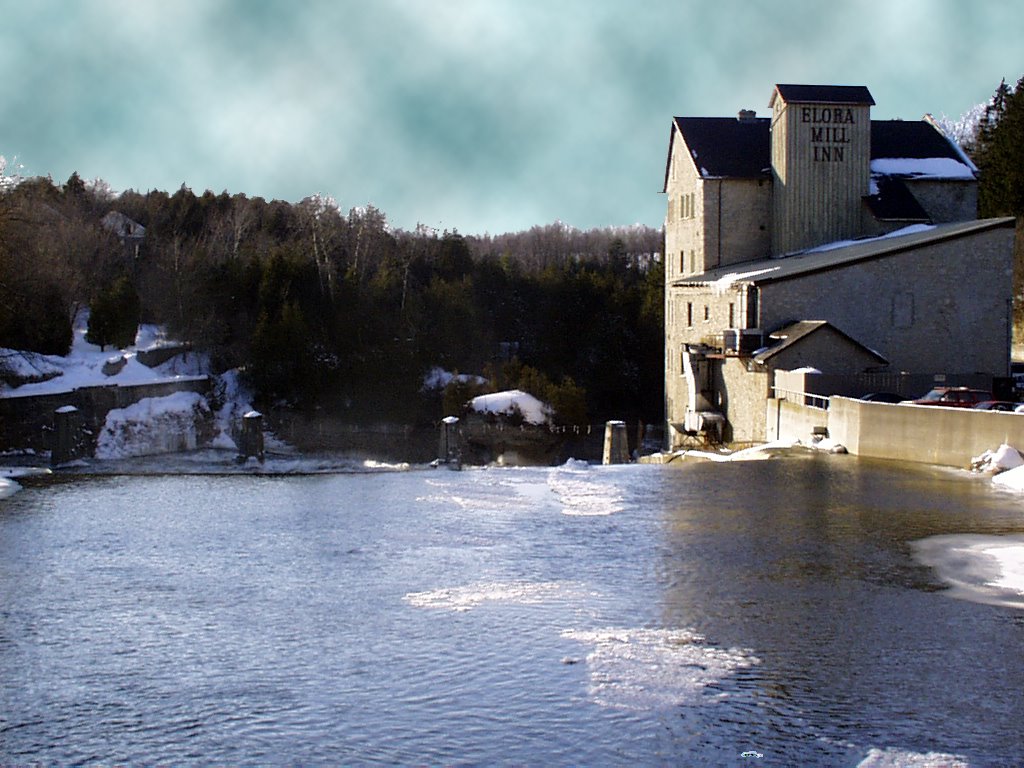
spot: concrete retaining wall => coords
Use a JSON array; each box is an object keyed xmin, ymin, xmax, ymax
[
  {"xmin": 780, "ymin": 395, "xmax": 1024, "ymax": 468},
  {"xmin": 766, "ymin": 398, "xmax": 828, "ymax": 443}
]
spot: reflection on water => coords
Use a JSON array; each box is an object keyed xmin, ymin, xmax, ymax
[{"xmin": 1, "ymin": 455, "xmax": 1023, "ymax": 766}]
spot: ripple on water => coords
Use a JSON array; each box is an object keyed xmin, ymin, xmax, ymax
[{"xmin": 547, "ymin": 463, "xmax": 626, "ymax": 516}]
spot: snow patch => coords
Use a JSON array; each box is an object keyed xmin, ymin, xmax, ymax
[
  {"xmin": 709, "ymin": 266, "xmax": 780, "ymax": 294},
  {"xmin": 421, "ymin": 366, "xmax": 486, "ymax": 392}
]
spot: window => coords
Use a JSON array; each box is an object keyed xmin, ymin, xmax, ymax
[
  {"xmin": 689, "ymin": 252, "xmax": 697, "ymax": 274},
  {"xmin": 728, "ymin": 303, "xmax": 735, "ymax": 328},
  {"xmin": 892, "ymin": 291, "xmax": 914, "ymax": 328},
  {"xmin": 680, "ymin": 250, "xmax": 685, "ymax": 275},
  {"xmin": 703, "ymin": 305, "xmax": 710, "ymax": 322},
  {"xmin": 687, "ymin": 302, "xmax": 693, "ymax": 327}
]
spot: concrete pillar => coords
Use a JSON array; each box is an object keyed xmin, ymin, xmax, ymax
[
  {"xmin": 238, "ymin": 410, "xmax": 265, "ymax": 462},
  {"xmin": 438, "ymin": 416, "xmax": 461, "ymax": 466},
  {"xmin": 602, "ymin": 420, "xmax": 629, "ymax": 465},
  {"xmin": 51, "ymin": 406, "xmax": 83, "ymax": 466}
]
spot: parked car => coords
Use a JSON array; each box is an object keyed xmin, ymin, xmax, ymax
[
  {"xmin": 909, "ymin": 387, "xmax": 993, "ymax": 407},
  {"xmin": 859, "ymin": 392, "xmax": 905, "ymax": 403},
  {"xmin": 972, "ymin": 400, "xmax": 1018, "ymax": 411}
]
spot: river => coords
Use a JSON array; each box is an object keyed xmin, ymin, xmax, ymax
[{"xmin": 1, "ymin": 452, "xmax": 1023, "ymax": 766}]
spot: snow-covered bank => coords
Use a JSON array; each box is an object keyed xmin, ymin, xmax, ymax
[
  {"xmin": 1, "ymin": 315, "xmax": 266, "ymax": 462},
  {"xmin": 1, "ymin": 317, "xmax": 207, "ymax": 398}
]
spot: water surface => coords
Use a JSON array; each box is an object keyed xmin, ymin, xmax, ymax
[{"xmin": 1, "ymin": 455, "xmax": 1022, "ymax": 765}]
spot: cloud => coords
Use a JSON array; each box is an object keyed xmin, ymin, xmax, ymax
[{"xmin": 1, "ymin": 0, "xmax": 1022, "ymax": 233}]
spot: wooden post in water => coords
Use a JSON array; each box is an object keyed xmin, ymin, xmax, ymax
[
  {"xmin": 238, "ymin": 410, "xmax": 265, "ymax": 462},
  {"xmin": 602, "ymin": 420, "xmax": 629, "ymax": 465},
  {"xmin": 51, "ymin": 406, "xmax": 82, "ymax": 466}
]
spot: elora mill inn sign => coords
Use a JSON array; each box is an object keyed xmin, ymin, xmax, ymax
[{"xmin": 801, "ymin": 106, "xmax": 855, "ymax": 162}]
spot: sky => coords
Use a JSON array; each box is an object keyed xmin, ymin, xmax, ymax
[{"xmin": 1, "ymin": 0, "xmax": 1022, "ymax": 235}]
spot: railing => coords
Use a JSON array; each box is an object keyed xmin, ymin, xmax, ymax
[{"xmin": 772, "ymin": 386, "xmax": 830, "ymax": 410}]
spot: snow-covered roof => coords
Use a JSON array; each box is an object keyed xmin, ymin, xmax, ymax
[{"xmin": 870, "ymin": 157, "xmax": 975, "ymax": 180}]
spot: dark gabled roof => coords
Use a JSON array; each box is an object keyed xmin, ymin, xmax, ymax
[
  {"xmin": 771, "ymin": 84, "xmax": 875, "ymax": 106},
  {"xmin": 871, "ymin": 120, "xmax": 966, "ymax": 162},
  {"xmin": 753, "ymin": 320, "xmax": 888, "ymax": 365},
  {"xmin": 663, "ymin": 114, "xmax": 973, "ymax": 188},
  {"xmin": 664, "ymin": 117, "xmax": 771, "ymax": 187},
  {"xmin": 671, "ymin": 217, "xmax": 1016, "ymax": 288},
  {"xmin": 863, "ymin": 177, "xmax": 931, "ymax": 222}
]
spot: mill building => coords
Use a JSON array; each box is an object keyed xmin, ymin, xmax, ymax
[{"xmin": 662, "ymin": 83, "xmax": 1016, "ymax": 448}]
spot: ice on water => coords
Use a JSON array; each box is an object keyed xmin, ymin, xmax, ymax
[
  {"xmin": 912, "ymin": 533, "xmax": 1024, "ymax": 609},
  {"xmin": 561, "ymin": 627, "xmax": 759, "ymax": 710},
  {"xmin": 404, "ymin": 581, "xmax": 581, "ymax": 612},
  {"xmin": 856, "ymin": 747, "xmax": 971, "ymax": 767}
]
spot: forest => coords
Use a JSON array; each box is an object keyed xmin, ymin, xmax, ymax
[{"xmin": 0, "ymin": 173, "xmax": 664, "ymax": 427}]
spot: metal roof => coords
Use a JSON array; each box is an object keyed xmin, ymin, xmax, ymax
[{"xmin": 670, "ymin": 217, "xmax": 1016, "ymax": 289}]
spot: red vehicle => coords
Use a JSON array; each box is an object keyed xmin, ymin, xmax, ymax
[{"xmin": 909, "ymin": 387, "xmax": 993, "ymax": 407}]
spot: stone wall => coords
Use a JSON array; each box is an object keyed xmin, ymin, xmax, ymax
[
  {"xmin": 757, "ymin": 225, "xmax": 1015, "ymax": 376},
  {"xmin": 0, "ymin": 378, "xmax": 211, "ymax": 455}
]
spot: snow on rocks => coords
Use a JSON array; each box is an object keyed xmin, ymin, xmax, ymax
[
  {"xmin": 971, "ymin": 443, "xmax": 1024, "ymax": 474},
  {"xmin": 95, "ymin": 391, "xmax": 210, "ymax": 459},
  {"xmin": 469, "ymin": 389, "xmax": 552, "ymax": 426}
]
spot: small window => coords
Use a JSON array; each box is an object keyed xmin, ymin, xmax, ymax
[
  {"xmin": 687, "ymin": 302, "xmax": 693, "ymax": 327},
  {"xmin": 680, "ymin": 250, "xmax": 685, "ymax": 275},
  {"xmin": 728, "ymin": 303, "xmax": 735, "ymax": 328},
  {"xmin": 892, "ymin": 291, "xmax": 914, "ymax": 328},
  {"xmin": 703, "ymin": 305, "xmax": 710, "ymax": 322}
]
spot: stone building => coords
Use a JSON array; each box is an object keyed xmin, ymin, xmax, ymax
[{"xmin": 662, "ymin": 83, "xmax": 1017, "ymax": 447}]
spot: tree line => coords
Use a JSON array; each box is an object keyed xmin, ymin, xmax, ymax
[{"xmin": 0, "ymin": 175, "xmax": 663, "ymax": 425}]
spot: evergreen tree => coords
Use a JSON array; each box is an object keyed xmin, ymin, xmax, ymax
[
  {"xmin": 87, "ymin": 276, "xmax": 141, "ymax": 351},
  {"xmin": 976, "ymin": 76, "xmax": 1024, "ymax": 217}
]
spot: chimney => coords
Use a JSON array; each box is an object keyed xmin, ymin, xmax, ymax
[{"xmin": 737, "ymin": 109, "xmax": 757, "ymax": 122}]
